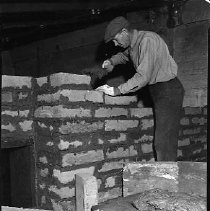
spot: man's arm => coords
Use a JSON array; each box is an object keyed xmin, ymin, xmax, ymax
[
  {"xmin": 118, "ymin": 37, "xmax": 157, "ymax": 94},
  {"xmin": 109, "ymin": 48, "xmax": 130, "ymax": 66}
]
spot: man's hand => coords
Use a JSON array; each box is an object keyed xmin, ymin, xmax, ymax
[
  {"xmin": 102, "ymin": 60, "xmax": 114, "ymax": 72},
  {"xmin": 96, "ymin": 84, "xmax": 121, "ymax": 96}
]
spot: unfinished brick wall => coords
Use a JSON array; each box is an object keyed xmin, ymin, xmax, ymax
[{"xmin": 1, "ymin": 72, "xmax": 207, "ymax": 210}]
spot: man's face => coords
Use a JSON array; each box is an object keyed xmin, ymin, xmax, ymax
[{"xmin": 113, "ymin": 29, "xmax": 130, "ymax": 48}]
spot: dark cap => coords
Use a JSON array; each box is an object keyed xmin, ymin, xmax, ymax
[{"xmin": 104, "ymin": 16, "xmax": 129, "ymax": 43}]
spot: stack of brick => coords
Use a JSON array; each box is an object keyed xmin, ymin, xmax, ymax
[
  {"xmin": 34, "ymin": 73, "xmax": 154, "ymax": 210},
  {"xmin": 1, "ymin": 75, "xmax": 35, "ymax": 148}
]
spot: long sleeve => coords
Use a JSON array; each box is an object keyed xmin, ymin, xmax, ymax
[
  {"xmin": 118, "ymin": 37, "xmax": 157, "ymax": 94},
  {"xmin": 110, "ymin": 48, "xmax": 130, "ymax": 66}
]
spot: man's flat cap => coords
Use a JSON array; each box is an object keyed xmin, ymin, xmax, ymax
[{"xmin": 104, "ymin": 16, "xmax": 129, "ymax": 43}]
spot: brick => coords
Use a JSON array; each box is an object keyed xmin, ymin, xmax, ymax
[
  {"xmin": 193, "ymin": 148, "xmax": 202, "ymax": 154},
  {"xmin": 19, "ymin": 120, "xmax": 33, "ymax": 131},
  {"xmin": 98, "ymin": 187, "xmax": 122, "ymax": 203},
  {"xmin": 1, "ymin": 123, "xmax": 16, "ymax": 132},
  {"xmin": 60, "ymin": 89, "xmax": 87, "ymax": 102},
  {"xmin": 141, "ymin": 143, "xmax": 153, "ymax": 154},
  {"xmin": 183, "ymin": 128, "xmax": 201, "ymax": 135},
  {"xmin": 105, "ymin": 95, "xmax": 137, "ymax": 105},
  {"xmin": 203, "ymin": 107, "xmax": 207, "ymax": 115},
  {"xmin": 1, "ymin": 92, "xmax": 13, "ymax": 103},
  {"xmin": 2, "ymin": 75, "xmax": 32, "ymax": 89},
  {"xmin": 62, "ymin": 150, "xmax": 104, "ymax": 167},
  {"xmin": 105, "ymin": 120, "xmax": 139, "ymax": 131},
  {"xmin": 178, "ymin": 138, "xmax": 190, "ymax": 147},
  {"xmin": 184, "ymin": 107, "xmax": 202, "ymax": 115},
  {"xmin": 1, "ymin": 110, "xmax": 18, "ymax": 117},
  {"xmin": 130, "ymin": 108, "xmax": 153, "ymax": 118},
  {"xmin": 106, "ymin": 147, "xmax": 129, "ymax": 159},
  {"xmin": 180, "ymin": 117, "xmax": 190, "ymax": 125},
  {"xmin": 76, "ymin": 174, "xmax": 98, "ymax": 211},
  {"xmin": 53, "ymin": 166, "xmax": 95, "ymax": 184},
  {"xmin": 59, "ymin": 121, "xmax": 104, "ymax": 134},
  {"xmin": 39, "ymin": 156, "xmax": 48, "ymax": 164},
  {"xmin": 191, "ymin": 136, "xmax": 206, "ymax": 143},
  {"xmin": 134, "ymin": 134, "xmax": 153, "ymax": 143},
  {"xmin": 34, "ymin": 105, "xmax": 91, "ymax": 118},
  {"xmin": 49, "ymin": 186, "xmax": 75, "ymax": 199},
  {"xmin": 95, "ymin": 107, "xmax": 128, "ymax": 118},
  {"xmin": 129, "ymin": 145, "xmax": 138, "ymax": 156},
  {"xmin": 141, "ymin": 119, "xmax": 154, "ymax": 130},
  {"xmin": 98, "ymin": 160, "xmax": 124, "ymax": 172},
  {"xmin": 107, "ymin": 133, "xmax": 127, "ymax": 144},
  {"xmin": 50, "ymin": 73, "xmax": 91, "ymax": 87},
  {"xmin": 191, "ymin": 117, "xmax": 207, "ymax": 125},
  {"xmin": 37, "ymin": 91, "xmax": 60, "ymax": 103},
  {"xmin": 105, "ymin": 177, "xmax": 115, "ymax": 188},
  {"xmin": 85, "ymin": 90, "xmax": 103, "ymax": 103},
  {"xmin": 18, "ymin": 92, "xmax": 29, "ymax": 100},
  {"xmin": 36, "ymin": 76, "xmax": 48, "ymax": 87},
  {"xmin": 19, "ymin": 110, "xmax": 30, "ymax": 117}
]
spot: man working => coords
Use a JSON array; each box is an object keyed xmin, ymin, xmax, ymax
[{"xmin": 96, "ymin": 16, "xmax": 184, "ymax": 161}]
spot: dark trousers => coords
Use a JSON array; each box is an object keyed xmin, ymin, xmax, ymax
[{"xmin": 149, "ymin": 77, "xmax": 184, "ymax": 161}]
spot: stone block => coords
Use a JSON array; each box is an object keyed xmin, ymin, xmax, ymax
[
  {"xmin": 76, "ymin": 173, "xmax": 98, "ymax": 211},
  {"xmin": 140, "ymin": 119, "xmax": 154, "ymax": 130}
]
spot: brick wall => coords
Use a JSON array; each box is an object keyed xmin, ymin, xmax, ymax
[{"xmin": 1, "ymin": 72, "xmax": 207, "ymax": 210}]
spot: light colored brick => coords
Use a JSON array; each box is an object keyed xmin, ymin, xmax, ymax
[
  {"xmin": 62, "ymin": 150, "xmax": 104, "ymax": 167},
  {"xmin": 141, "ymin": 119, "xmax": 154, "ymax": 130},
  {"xmin": 193, "ymin": 148, "xmax": 202, "ymax": 154},
  {"xmin": 58, "ymin": 139, "xmax": 71, "ymax": 150},
  {"xmin": 2, "ymin": 75, "xmax": 32, "ymax": 89},
  {"xmin": 98, "ymin": 160, "xmax": 124, "ymax": 172},
  {"xmin": 51, "ymin": 199, "xmax": 64, "ymax": 211},
  {"xmin": 34, "ymin": 105, "xmax": 91, "ymax": 118},
  {"xmin": 19, "ymin": 120, "xmax": 33, "ymax": 131},
  {"xmin": 37, "ymin": 91, "xmax": 60, "ymax": 102},
  {"xmin": 192, "ymin": 117, "xmax": 207, "ymax": 125},
  {"xmin": 50, "ymin": 73, "xmax": 91, "ymax": 87},
  {"xmin": 39, "ymin": 156, "xmax": 48, "ymax": 164},
  {"xmin": 178, "ymin": 138, "xmax": 190, "ymax": 147},
  {"xmin": 130, "ymin": 108, "xmax": 153, "ymax": 118},
  {"xmin": 105, "ymin": 177, "xmax": 115, "ymax": 188},
  {"xmin": 53, "ymin": 166, "xmax": 95, "ymax": 184},
  {"xmin": 108, "ymin": 133, "xmax": 126, "ymax": 144},
  {"xmin": 1, "ymin": 123, "xmax": 16, "ymax": 132},
  {"xmin": 105, "ymin": 95, "xmax": 137, "ymax": 105},
  {"xmin": 141, "ymin": 143, "xmax": 153, "ymax": 154},
  {"xmin": 61, "ymin": 89, "xmax": 87, "ymax": 102},
  {"xmin": 106, "ymin": 147, "xmax": 129, "ymax": 159},
  {"xmin": 1, "ymin": 92, "xmax": 13, "ymax": 103},
  {"xmin": 191, "ymin": 135, "xmax": 206, "ymax": 143},
  {"xmin": 203, "ymin": 107, "xmax": 207, "ymax": 115},
  {"xmin": 180, "ymin": 117, "xmax": 190, "ymax": 125},
  {"xmin": 129, "ymin": 145, "xmax": 138, "ymax": 156},
  {"xmin": 203, "ymin": 144, "xmax": 207, "ymax": 150},
  {"xmin": 134, "ymin": 134, "xmax": 153, "ymax": 143},
  {"xmin": 184, "ymin": 107, "xmax": 202, "ymax": 115},
  {"xmin": 1, "ymin": 110, "xmax": 18, "ymax": 117},
  {"xmin": 85, "ymin": 90, "xmax": 103, "ymax": 103},
  {"xmin": 95, "ymin": 107, "xmax": 128, "ymax": 118},
  {"xmin": 105, "ymin": 120, "xmax": 139, "ymax": 131},
  {"xmin": 76, "ymin": 174, "xmax": 98, "ymax": 211},
  {"xmin": 49, "ymin": 186, "xmax": 75, "ymax": 199},
  {"xmin": 36, "ymin": 76, "xmax": 48, "ymax": 87},
  {"xmin": 98, "ymin": 188, "xmax": 122, "ymax": 203},
  {"xmin": 183, "ymin": 128, "xmax": 201, "ymax": 135},
  {"xmin": 59, "ymin": 121, "xmax": 104, "ymax": 134}
]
